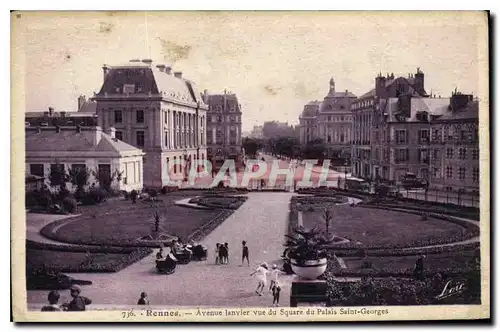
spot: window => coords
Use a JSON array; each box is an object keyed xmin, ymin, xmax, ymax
[
  {"xmin": 472, "ymin": 149, "xmax": 479, "ymax": 160},
  {"xmin": 98, "ymin": 164, "xmax": 111, "ymax": 188},
  {"xmin": 472, "ymin": 168, "xmax": 479, "ymax": 182},
  {"xmin": 30, "ymin": 164, "xmax": 44, "ymax": 177},
  {"xmin": 173, "ymin": 156, "xmax": 177, "ymax": 173},
  {"xmin": 340, "ymin": 134, "xmax": 345, "ymax": 143},
  {"xmin": 207, "ymin": 116, "xmax": 212, "ymax": 123},
  {"xmin": 419, "ymin": 130, "xmax": 429, "ymax": 144},
  {"xmin": 217, "ymin": 116, "xmax": 222, "ymax": 123},
  {"xmin": 446, "ymin": 148, "xmax": 454, "ymax": 159},
  {"xmin": 419, "ymin": 149, "xmax": 429, "ymax": 163},
  {"xmin": 446, "ymin": 166, "xmax": 453, "ymax": 179},
  {"xmin": 472, "ymin": 128, "xmax": 479, "ymax": 142},
  {"xmin": 432, "ymin": 129, "xmax": 441, "ymax": 142},
  {"xmin": 136, "ymin": 110, "xmax": 144, "ymax": 123},
  {"xmin": 115, "ymin": 131, "xmax": 123, "ymax": 141},
  {"xmin": 136, "ymin": 131, "xmax": 145, "ymax": 147},
  {"xmin": 327, "ymin": 135, "xmax": 331, "ymax": 143},
  {"xmin": 395, "ymin": 130, "xmax": 407, "ymax": 144},
  {"xmin": 164, "ymin": 132, "xmax": 169, "ymax": 147},
  {"xmin": 458, "ymin": 148, "xmax": 467, "ymax": 159},
  {"xmin": 433, "ymin": 149, "xmax": 439, "ymax": 160},
  {"xmin": 328, "ymin": 116, "xmax": 331, "ymax": 121},
  {"xmin": 432, "ymin": 168, "xmax": 440, "ymax": 178},
  {"xmin": 340, "ymin": 116, "xmax": 344, "ymax": 121},
  {"xmin": 458, "ymin": 167, "xmax": 466, "ymax": 180},
  {"xmin": 114, "ymin": 110, "xmax": 123, "ymax": 123},
  {"xmin": 395, "ymin": 148, "xmax": 409, "ymax": 163}
]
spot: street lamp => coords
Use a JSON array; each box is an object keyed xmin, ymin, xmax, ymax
[{"xmin": 344, "ymin": 159, "xmax": 349, "ymax": 190}]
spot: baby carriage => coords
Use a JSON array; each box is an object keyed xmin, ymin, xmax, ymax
[
  {"xmin": 156, "ymin": 254, "xmax": 177, "ymax": 275},
  {"xmin": 172, "ymin": 246, "xmax": 193, "ymax": 264},
  {"xmin": 190, "ymin": 244, "xmax": 208, "ymax": 261}
]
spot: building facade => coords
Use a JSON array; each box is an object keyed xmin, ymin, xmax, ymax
[
  {"xmin": 92, "ymin": 59, "xmax": 208, "ymax": 188},
  {"xmin": 428, "ymin": 93, "xmax": 479, "ymax": 193},
  {"xmin": 25, "ymin": 126, "xmax": 145, "ymax": 192},
  {"xmin": 201, "ymin": 91, "xmax": 243, "ymax": 171},
  {"xmin": 299, "ymin": 78, "xmax": 356, "ymax": 159},
  {"xmin": 351, "ymin": 69, "xmax": 429, "ymax": 180}
]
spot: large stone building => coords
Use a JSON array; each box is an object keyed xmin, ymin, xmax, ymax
[
  {"xmin": 299, "ymin": 78, "xmax": 356, "ymax": 159},
  {"xmin": 92, "ymin": 59, "xmax": 208, "ymax": 188},
  {"xmin": 201, "ymin": 90, "xmax": 243, "ymax": 171},
  {"xmin": 25, "ymin": 126, "xmax": 145, "ymax": 192},
  {"xmin": 351, "ymin": 69, "xmax": 429, "ymax": 180},
  {"xmin": 351, "ymin": 69, "xmax": 479, "ymax": 194},
  {"xmin": 25, "ymin": 107, "xmax": 98, "ymax": 127},
  {"xmin": 248, "ymin": 125, "xmax": 264, "ymax": 139},
  {"xmin": 428, "ymin": 92, "xmax": 479, "ymax": 193}
]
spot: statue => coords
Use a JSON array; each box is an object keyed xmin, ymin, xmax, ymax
[{"xmin": 329, "ymin": 77, "xmax": 335, "ymax": 93}]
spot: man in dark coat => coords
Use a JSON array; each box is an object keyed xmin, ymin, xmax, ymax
[{"xmin": 64, "ymin": 285, "xmax": 92, "ymax": 311}]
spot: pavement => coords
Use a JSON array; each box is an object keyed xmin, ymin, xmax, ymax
[{"xmin": 27, "ymin": 192, "xmax": 298, "ymax": 308}]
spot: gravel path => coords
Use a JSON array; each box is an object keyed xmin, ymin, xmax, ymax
[{"xmin": 27, "ymin": 192, "xmax": 297, "ymax": 308}]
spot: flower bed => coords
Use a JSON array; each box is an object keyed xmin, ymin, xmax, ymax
[
  {"xmin": 188, "ymin": 195, "xmax": 248, "ymax": 210},
  {"xmin": 26, "ymin": 247, "xmax": 152, "ymax": 274}
]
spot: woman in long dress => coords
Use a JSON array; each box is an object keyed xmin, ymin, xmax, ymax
[{"xmin": 250, "ymin": 262, "xmax": 269, "ymax": 296}]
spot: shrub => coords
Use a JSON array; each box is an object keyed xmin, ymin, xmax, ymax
[
  {"xmin": 88, "ymin": 188, "xmax": 108, "ymax": 205},
  {"xmin": 62, "ymin": 196, "xmax": 78, "ymax": 214}
]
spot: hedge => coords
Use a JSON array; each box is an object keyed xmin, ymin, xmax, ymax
[{"xmin": 26, "ymin": 239, "xmax": 137, "ymax": 254}]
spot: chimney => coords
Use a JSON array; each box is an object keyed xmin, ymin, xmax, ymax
[
  {"xmin": 142, "ymin": 59, "xmax": 153, "ymax": 65},
  {"xmin": 450, "ymin": 93, "xmax": 472, "ymax": 111},
  {"xmin": 375, "ymin": 73, "xmax": 386, "ymax": 98},
  {"xmin": 77, "ymin": 95, "xmax": 87, "ymax": 110},
  {"xmin": 174, "ymin": 71, "xmax": 183, "ymax": 79},
  {"xmin": 48, "ymin": 107, "xmax": 54, "ymax": 116},
  {"xmin": 414, "ymin": 68, "xmax": 425, "ymax": 93},
  {"xmin": 84, "ymin": 126, "xmax": 103, "ymax": 146},
  {"xmin": 102, "ymin": 64, "xmax": 110, "ymax": 82},
  {"xmin": 107, "ymin": 127, "xmax": 116, "ymax": 139},
  {"xmin": 165, "ymin": 66, "xmax": 172, "ymax": 75},
  {"xmin": 156, "ymin": 64, "xmax": 166, "ymax": 72},
  {"xmin": 129, "ymin": 59, "xmax": 141, "ymax": 63}
]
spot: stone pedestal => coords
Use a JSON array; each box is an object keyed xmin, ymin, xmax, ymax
[{"xmin": 290, "ymin": 279, "xmax": 328, "ymax": 307}]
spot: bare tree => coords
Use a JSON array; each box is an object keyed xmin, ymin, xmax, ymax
[{"xmin": 322, "ymin": 208, "xmax": 333, "ymax": 236}]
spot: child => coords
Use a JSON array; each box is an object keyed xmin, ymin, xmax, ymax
[
  {"xmin": 137, "ymin": 292, "xmax": 149, "ymax": 305},
  {"xmin": 250, "ymin": 262, "xmax": 269, "ymax": 296},
  {"xmin": 41, "ymin": 290, "xmax": 62, "ymax": 311},
  {"xmin": 223, "ymin": 242, "xmax": 229, "ymax": 264},
  {"xmin": 241, "ymin": 241, "xmax": 249, "ymax": 266},
  {"xmin": 272, "ymin": 279, "xmax": 282, "ymax": 307},
  {"xmin": 215, "ymin": 243, "xmax": 220, "ymax": 265},
  {"xmin": 156, "ymin": 248, "xmax": 164, "ymax": 260},
  {"xmin": 219, "ymin": 243, "xmax": 228, "ymax": 265},
  {"xmin": 269, "ymin": 264, "xmax": 285, "ymax": 291}
]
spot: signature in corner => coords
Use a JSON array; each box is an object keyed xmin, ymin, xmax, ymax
[{"xmin": 435, "ymin": 279, "xmax": 467, "ymax": 301}]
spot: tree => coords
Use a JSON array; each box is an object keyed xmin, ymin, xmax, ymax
[
  {"xmin": 322, "ymin": 208, "xmax": 333, "ymax": 236},
  {"xmin": 301, "ymin": 138, "xmax": 326, "ymax": 160},
  {"xmin": 153, "ymin": 211, "xmax": 161, "ymax": 232},
  {"xmin": 242, "ymin": 137, "xmax": 262, "ymax": 158},
  {"xmin": 91, "ymin": 168, "xmax": 124, "ymax": 191},
  {"xmin": 68, "ymin": 165, "xmax": 90, "ymax": 195},
  {"xmin": 48, "ymin": 160, "xmax": 70, "ymax": 192}
]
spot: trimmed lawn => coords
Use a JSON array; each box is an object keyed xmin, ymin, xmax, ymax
[
  {"xmin": 343, "ymin": 249, "xmax": 478, "ymax": 272},
  {"xmin": 301, "ymin": 205, "xmax": 466, "ymax": 246},
  {"xmin": 54, "ymin": 194, "xmax": 222, "ymax": 244}
]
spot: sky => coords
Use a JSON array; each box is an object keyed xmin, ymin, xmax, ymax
[{"xmin": 14, "ymin": 11, "xmax": 486, "ymax": 131}]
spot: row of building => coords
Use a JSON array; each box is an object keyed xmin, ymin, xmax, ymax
[
  {"xmin": 298, "ymin": 69, "xmax": 480, "ymax": 193},
  {"xmin": 25, "ymin": 59, "xmax": 244, "ymax": 191}
]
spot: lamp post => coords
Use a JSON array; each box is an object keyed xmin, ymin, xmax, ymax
[{"xmin": 344, "ymin": 159, "xmax": 349, "ymax": 190}]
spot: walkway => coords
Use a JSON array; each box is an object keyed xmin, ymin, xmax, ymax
[{"xmin": 27, "ymin": 192, "xmax": 297, "ymax": 308}]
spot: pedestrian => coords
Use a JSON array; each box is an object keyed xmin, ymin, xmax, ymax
[
  {"xmin": 41, "ymin": 290, "xmax": 62, "ymax": 311},
  {"xmin": 223, "ymin": 242, "xmax": 229, "ymax": 264},
  {"xmin": 63, "ymin": 285, "xmax": 92, "ymax": 311},
  {"xmin": 219, "ymin": 243, "xmax": 228, "ymax": 264},
  {"xmin": 272, "ymin": 279, "xmax": 282, "ymax": 307},
  {"xmin": 250, "ymin": 262, "xmax": 269, "ymax": 296},
  {"xmin": 241, "ymin": 240, "xmax": 250, "ymax": 266},
  {"xmin": 215, "ymin": 243, "xmax": 220, "ymax": 265},
  {"xmin": 269, "ymin": 264, "xmax": 285, "ymax": 292},
  {"xmin": 137, "ymin": 292, "xmax": 149, "ymax": 305},
  {"xmin": 156, "ymin": 248, "xmax": 164, "ymax": 260}
]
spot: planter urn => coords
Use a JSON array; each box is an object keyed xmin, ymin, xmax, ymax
[{"xmin": 290, "ymin": 257, "xmax": 328, "ymax": 280}]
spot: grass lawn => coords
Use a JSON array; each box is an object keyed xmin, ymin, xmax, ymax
[
  {"xmin": 343, "ymin": 249, "xmax": 478, "ymax": 272},
  {"xmin": 26, "ymin": 249, "xmax": 127, "ymax": 273},
  {"xmin": 54, "ymin": 194, "xmax": 222, "ymax": 244},
  {"xmin": 301, "ymin": 205, "xmax": 466, "ymax": 246}
]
